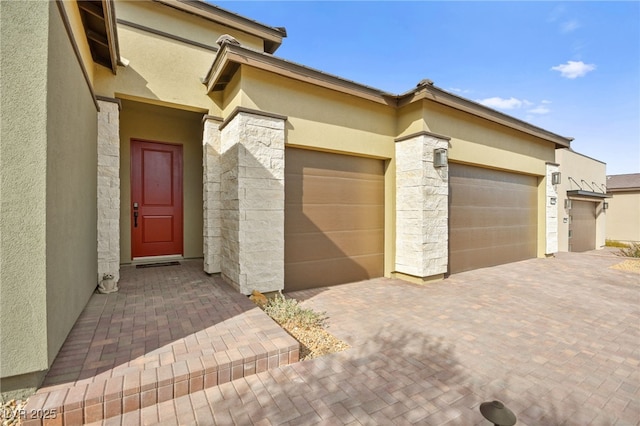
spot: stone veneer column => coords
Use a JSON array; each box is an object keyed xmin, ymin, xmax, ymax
[
  {"xmin": 202, "ymin": 116, "xmax": 223, "ymax": 274},
  {"xmin": 219, "ymin": 108, "xmax": 286, "ymax": 294},
  {"xmin": 545, "ymin": 162, "xmax": 560, "ymax": 254},
  {"xmin": 96, "ymin": 98, "xmax": 121, "ymax": 289},
  {"xmin": 395, "ymin": 131, "xmax": 449, "ymax": 280}
]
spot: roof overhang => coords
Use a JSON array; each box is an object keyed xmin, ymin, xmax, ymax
[
  {"xmin": 153, "ymin": 0, "xmax": 286, "ymax": 54},
  {"xmin": 567, "ymin": 190, "xmax": 611, "ymax": 199},
  {"xmin": 204, "ymin": 44, "xmax": 575, "ymax": 149},
  {"xmin": 77, "ymin": 0, "xmax": 121, "ymax": 74},
  {"xmin": 399, "ymin": 84, "xmax": 573, "ymax": 149},
  {"xmin": 204, "ymin": 43, "xmax": 395, "ymax": 106}
]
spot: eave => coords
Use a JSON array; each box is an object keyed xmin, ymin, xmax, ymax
[
  {"xmin": 400, "ymin": 84, "xmax": 573, "ymax": 149},
  {"xmin": 204, "ymin": 43, "xmax": 395, "ymax": 106},
  {"xmin": 204, "ymin": 44, "xmax": 575, "ymax": 149},
  {"xmin": 153, "ymin": 0, "xmax": 286, "ymax": 54},
  {"xmin": 77, "ymin": 0, "xmax": 120, "ymax": 74}
]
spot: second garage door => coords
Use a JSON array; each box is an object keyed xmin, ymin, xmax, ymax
[
  {"xmin": 449, "ymin": 163, "xmax": 538, "ymax": 274},
  {"xmin": 285, "ymin": 148, "xmax": 384, "ymax": 291}
]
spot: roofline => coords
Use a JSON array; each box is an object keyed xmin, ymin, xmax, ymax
[
  {"xmin": 204, "ymin": 43, "xmax": 396, "ymax": 106},
  {"xmin": 557, "ymin": 147, "xmax": 607, "ymax": 165},
  {"xmin": 399, "ymin": 83, "xmax": 573, "ymax": 148},
  {"xmin": 607, "ymin": 187, "xmax": 640, "ymax": 193},
  {"xmin": 152, "ymin": 0, "xmax": 286, "ymax": 53},
  {"xmin": 205, "ymin": 43, "xmax": 574, "ymax": 148}
]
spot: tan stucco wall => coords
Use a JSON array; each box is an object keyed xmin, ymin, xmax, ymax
[
  {"xmin": 556, "ymin": 149, "xmax": 607, "ymax": 251},
  {"xmin": 45, "ymin": 2, "xmax": 99, "ymax": 365},
  {"xmin": 94, "ymin": 24, "xmax": 215, "ymax": 113},
  {"xmin": 1, "ymin": 1, "xmax": 98, "ymax": 397},
  {"xmin": 1, "ymin": 0, "xmax": 50, "ymax": 390},
  {"xmin": 119, "ymin": 100, "xmax": 204, "ymax": 263},
  {"xmin": 606, "ymin": 191, "xmax": 640, "ymax": 243},
  {"xmin": 96, "ymin": 0, "xmax": 267, "ymax": 114},
  {"xmin": 227, "ymin": 66, "xmax": 398, "ymax": 276}
]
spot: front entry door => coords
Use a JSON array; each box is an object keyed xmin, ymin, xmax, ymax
[{"xmin": 131, "ymin": 140, "xmax": 183, "ymax": 258}]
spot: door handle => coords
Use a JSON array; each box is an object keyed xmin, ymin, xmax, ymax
[{"xmin": 134, "ymin": 212, "xmax": 138, "ymax": 228}]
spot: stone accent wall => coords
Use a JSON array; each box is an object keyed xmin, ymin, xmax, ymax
[
  {"xmin": 202, "ymin": 117, "xmax": 223, "ymax": 274},
  {"xmin": 545, "ymin": 163, "xmax": 559, "ymax": 254},
  {"xmin": 395, "ymin": 133, "xmax": 449, "ymax": 278},
  {"xmin": 219, "ymin": 111, "xmax": 285, "ymax": 294},
  {"xmin": 97, "ymin": 99, "xmax": 120, "ymax": 286}
]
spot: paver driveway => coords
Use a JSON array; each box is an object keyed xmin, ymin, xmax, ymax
[{"xmin": 94, "ymin": 251, "xmax": 639, "ymax": 425}]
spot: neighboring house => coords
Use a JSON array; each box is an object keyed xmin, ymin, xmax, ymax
[
  {"xmin": 554, "ymin": 149, "xmax": 609, "ymax": 252},
  {"xmin": 606, "ymin": 173, "xmax": 640, "ymax": 243},
  {"xmin": 2, "ymin": 0, "xmax": 580, "ymax": 396}
]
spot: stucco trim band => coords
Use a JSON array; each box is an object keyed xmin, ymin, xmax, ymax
[
  {"xmin": 218, "ymin": 106, "xmax": 288, "ymax": 131},
  {"xmin": 55, "ymin": 1, "xmax": 99, "ymax": 111},
  {"xmin": 395, "ymin": 130, "xmax": 451, "ymax": 143},
  {"xmin": 117, "ymin": 19, "xmax": 219, "ymax": 53}
]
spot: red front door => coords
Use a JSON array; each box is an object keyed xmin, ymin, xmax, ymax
[{"xmin": 131, "ymin": 140, "xmax": 183, "ymax": 258}]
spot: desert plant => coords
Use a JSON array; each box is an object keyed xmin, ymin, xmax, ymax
[
  {"xmin": 263, "ymin": 293, "xmax": 326, "ymax": 330},
  {"xmin": 618, "ymin": 242, "xmax": 640, "ymax": 258},
  {"xmin": 605, "ymin": 239, "xmax": 630, "ymax": 248}
]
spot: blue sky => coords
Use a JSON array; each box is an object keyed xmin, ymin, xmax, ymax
[{"xmin": 216, "ymin": 1, "xmax": 639, "ymax": 175}]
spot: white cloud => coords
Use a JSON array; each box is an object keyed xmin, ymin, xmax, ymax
[
  {"xmin": 449, "ymin": 87, "xmax": 471, "ymax": 94},
  {"xmin": 528, "ymin": 106, "xmax": 551, "ymax": 115},
  {"xmin": 561, "ymin": 19, "xmax": 580, "ymax": 33},
  {"xmin": 541, "ymin": 100, "xmax": 552, "ymax": 104},
  {"xmin": 551, "ymin": 61, "xmax": 596, "ymax": 79},
  {"xmin": 476, "ymin": 97, "xmax": 527, "ymax": 110}
]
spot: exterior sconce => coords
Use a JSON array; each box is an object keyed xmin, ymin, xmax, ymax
[
  {"xmin": 433, "ymin": 148, "xmax": 448, "ymax": 168},
  {"xmin": 551, "ymin": 172, "xmax": 561, "ymax": 185},
  {"xmin": 603, "ymin": 202, "xmax": 609, "ymax": 210},
  {"xmin": 550, "ymin": 197, "xmax": 557, "ymax": 205},
  {"xmin": 564, "ymin": 199, "xmax": 572, "ymax": 209}
]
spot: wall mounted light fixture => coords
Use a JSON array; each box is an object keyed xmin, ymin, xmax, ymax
[
  {"xmin": 550, "ymin": 197, "xmax": 557, "ymax": 205},
  {"xmin": 565, "ymin": 199, "xmax": 572, "ymax": 209},
  {"xmin": 551, "ymin": 172, "xmax": 561, "ymax": 185},
  {"xmin": 603, "ymin": 202, "xmax": 609, "ymax": 210},
  {"xmin": 433, "ymin": 148, "xmax": 448, "ymax": 167}
]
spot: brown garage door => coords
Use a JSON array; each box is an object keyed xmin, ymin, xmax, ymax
[
  {"xmin": 285, "ymin": 148, "xmax": 384, "ymax": 291},
  {"xmin": 449, "ymin": 163, "xmax": 538, "ymax": 274},
  {"xmin": 569, "ymin": 200, "xmax": 596, "ymax": 252}
]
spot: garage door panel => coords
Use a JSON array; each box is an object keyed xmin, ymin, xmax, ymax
[
  {"xmin": 286, "ymin": 205, "xmax": 384, "ymax": 233},
  {"xmin": 449, "ymin": 163, "xmax": 537, "ymax": 274},
  {"xmin": 285, "ymin": 148, "xmax": 384, "ymax": 291},
  {"xmin": 285, "ymin": 254, "xmax": 384, "ymax": 291},
  {"xmin": 286, "ymin": 174, "xmax": 384, "ymax": 205},
  {"xmin": 286, "ymin": 148, "xmax": 384, "ymax": 178},
  {"xmin": 450, "ymin": 207, "xmax": 537, "ymax": 228},
  {"xmin": 285, "ymin": 231, "xmax": 384, "ymax": 263}
]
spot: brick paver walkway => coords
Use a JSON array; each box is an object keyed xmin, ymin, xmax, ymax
[
  {"xmin": 23, "ymin": 261, "xmax": 298, "ymax": 425},
  {"xmin": 90, "ymin": 251, "xmax": 638, "ymax": 425}
]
